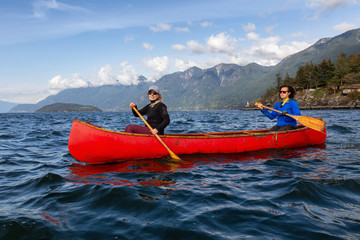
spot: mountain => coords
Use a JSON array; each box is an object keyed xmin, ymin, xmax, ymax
[
  {"xmin": 0, "ymin": 100, "xmax": 17, "ymax": 113},
  {"xmin": 247, "ymin": 28, "xmax": 360, "ymax": 97},
  {"xmin": 9, "ymin": 28, "xmax": 360, "ymax": 112},
  {"xmin": 10, "ymin": 79, "xmax": 151, "ymax": 112},
  {"xmin": 141, "ymin": 63, "xmax": 273, "ymax": 110},
  {"xmin": 35, "ymin": 103, "xmax": 102, "ymax": 112}
]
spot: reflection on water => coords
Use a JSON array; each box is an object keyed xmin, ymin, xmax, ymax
[{"xmin": 68, "ymin": 145, "xmax": 328, "ymax": 187}]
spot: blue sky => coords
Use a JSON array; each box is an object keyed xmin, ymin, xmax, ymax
[{"xmin": 1, "ymin": 0, "xmax": 359, "ymax": 103}]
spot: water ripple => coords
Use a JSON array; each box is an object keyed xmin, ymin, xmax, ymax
[{"xmin": 0, "ymin": 111, "xmax": 359, "ymax": 239}]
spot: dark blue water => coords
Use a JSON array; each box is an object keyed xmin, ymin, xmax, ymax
[{"xmin": 1, "ymin": 110, "xmax": 360, "ymax": 240}]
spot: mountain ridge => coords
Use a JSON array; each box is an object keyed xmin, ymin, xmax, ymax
[{"xmin": 9, "ymin": 28, "xmax": 360, "ymax": 112}]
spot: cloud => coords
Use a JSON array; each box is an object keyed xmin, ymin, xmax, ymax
[
  {"xmin": 172, "ymin": 44, "xmax": 187, "ymax": 51},
  {"xmin": 143, "ymin": 42, "xmax": 154, "ymax": 51},
  {"xmin": 174, "ymin": 58, "xmax": 200, "ymax": 71},
  {"xmin": 306, "ymin": 0, "xmax": 357, "ymax": 11},
  {"xmin": 143, "ymin": 56, "xmax": 169, "ymax": 81},
  {"xmin": 333, "ymin": 22, "xmax": 357, "ymax": 32},
  {"xmin": 32, "ymin": 0, "xmax": 89, "ymax": 19},
  {"xmin": 93, "ymin": 62, "xmax": 140, "ymax": 86},
  {"xmin": 95, "ymin": 65, "xmax": 116, "ymax": 85},
  {"xmin": 47, "ymin": 74, "xmax": 88, "ymax": 94},
  {"xmin": 185, "ymin": 32, "xmax": 239, "ymax": 55},
  {"xmin": 149, "ymin": 23, "xmax": 172, "ymax": 33},
  {"xmin": 174, "ymin": 27, "xmax": 190, "ymax": 32},
  {"xmin": 243, "ymin": 23, "xmax": 256, "ymax": 32},
  {"xmin": 48, "ymin": 62, "xmax": 140, "ymax": 93},
  {"xmin": 187, "ymin": 40, "xmax": 206, "ymax": 54},
  {"xmin": 124, "ymin": 35, "xmax": 135, "ymax": 43},
  {"xmin": 206, "ymin": 32, "xmax": 238, "ymax": 54},
  {"xmin": 0, "ymin": 86, "xmax": 50, "ymax": 104},
  {"xmin": 245, "ymin": 32, "xmax": 310, "ymax": 65},
  {"xmin": 200, "ymin": 21, "xmax": 213, "ymax": 27},
  {"xmin": 116, "ymin": 62, "xmax": 140, "ymax": 85},
  {"xmin": 265, "ymin": 25, "xmax": 277, "ymax": 34}
]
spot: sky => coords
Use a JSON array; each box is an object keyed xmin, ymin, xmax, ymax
[{"xmin": 1, "ymin": 0, "xmax": 360, "ymax": 103}]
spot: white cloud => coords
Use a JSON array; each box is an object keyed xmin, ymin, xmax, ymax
[
  {"xmin": 186, "ymin": 33, "xmax": 239, "ymax": 55},
  {"xmin": 174, "ymin": 58, "xmax": 200, "ymax": 71},
  {"xmin": 187, "ymin": 40, "xmax": 206, "ymax": 54},
  {"xmin": 143, "ymin": 42, "xmax": 154, "ymax": 51},
  {"xmin": 124, "ymin": 35, "xmax": 135, "ymax": 43},
  {"xmin": 243, "ymin": 23, "xmax": 256, "ymax": 32},
  {"xmin": 306, "ymin": 0, "xmax": 357, "ymax": 11},
  {"xmin": 172, "ymin": 44, "xmax": 187, "ymax": 51},
  {"xmin": 206, "ymin": 32, "xmax": 238, "ymax": 54},
  {"xmin": 143, "ymin": 56, "xmax": 169, "ymax": 81},
  {"xmin": 149, "ymin": 23, "xmax": 172, "ymax": 32},
  {"xmin": 48, "ymin": 74, "xmax": 88, "ymax": 94},
  {"xmin": 95, "ymin": 65, "xmax": 116, "ymax": 85},
  {"xmin": 116, "ymin": 62, "xmax": 140, "ymax": 85},
  {"xmin": 92, "ymin": 62, "xmax": 140, "ymax": 86},
  {"xmin": 333, "ymin": 22, "xmax": 357, "ymax": 32},
  {"xmin": 200, "ymin": 21, "xmax": 213, "ymax": 27},
  {"xmin": 245, "ymin": 32, "xmax": 311, "ymax": 65},
  {"xmin": 0, "ymin": 86, "xmax": 49, "ymax": 104},
  {"xmin": 265, "ymin": 25, "xmax": 277, "ymax": 34},
  {"xmin": 48, "ymin": 62, "xmax": 140, "ymax": 93},
  {"xmin": 174, "ymin": 27, "xmax": 190, "ymax": 32},
  {"xmin": 32, "ymin": 0, "xmax": 89, "ymax": 19}
]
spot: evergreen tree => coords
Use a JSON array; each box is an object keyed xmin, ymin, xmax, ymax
[
  {"xmin": 333, "ymin": 53, "xmax": 349, "ymax": 86},
  {"xmin": 348, "ymin": 53, "xmax": 360, "ymax": 74},
  {"xmin": 283, "ymin": 72, "xmax": 295, "ymax": 86},
  {"xmin": 304, "ymin": 62, "xmax": 318, "ymax": 88},
  {"xmin": 295, "ymin": 66, "xmax": 309, "ymax": 89},
  {"xmin": 274, "ymin": 73, "xmax": 283, "ymax": 89},
  {"xmin": 317, "ymin": 59, "xmax": 335, "ymax": 88}
]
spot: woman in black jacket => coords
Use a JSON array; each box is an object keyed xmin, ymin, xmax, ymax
[{"xmin": 124, "ymin": 86, "xmax": 170, "ymax": 135}]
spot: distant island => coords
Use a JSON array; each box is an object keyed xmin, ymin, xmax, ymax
[{"xmin": 35, "ymin": 103, "xmax": 103, "ymax": 113}]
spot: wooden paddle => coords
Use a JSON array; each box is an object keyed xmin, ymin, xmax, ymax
[
  {"xmin": 132, "ymin": 107, "xmax": 181, "ymax": 161},
  {"xmin": 255, "ymin": 102, "xmax": 326, "ymax": 132}
]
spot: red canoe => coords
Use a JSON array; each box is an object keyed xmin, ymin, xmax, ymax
[{"xmin": 68, "ymin": 119, "xmax": 326, "ymax": 164}]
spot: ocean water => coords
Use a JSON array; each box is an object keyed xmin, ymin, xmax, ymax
[{"xmin": 0, "ymin": 110, "xmax": 359, "ymax": 240}]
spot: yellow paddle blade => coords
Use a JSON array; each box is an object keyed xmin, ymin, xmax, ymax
[
  {"xmin": 291, "ymin": 115, "xmax": 326, "ymax": 132},
  {"xmin": 255, "ymin": 102, "xmax": 326, "ymax": 132},
  {"xmin": 169, "ymin": 151, "xmax": 181, "ymax": 160}
]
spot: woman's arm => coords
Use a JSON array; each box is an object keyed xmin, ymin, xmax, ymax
[
  {"xmin": 261, "ymin": 102, "xmax": 281, "ymax": 120},
  {"xmin": 131, "ymin": 104, "xmax": 150, "ymax": 117},
  {"xmin": 154, "ymin": 104, "xmax": 170, "ymax": 132}
]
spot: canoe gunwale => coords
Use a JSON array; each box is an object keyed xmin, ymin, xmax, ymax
[
  {"xmin": 69, "ymin": 119, "xmax": 326, "ymax": 164},
  {"xmin": 75, "ymin": 119, "xmax": 313, "ymax": 139}
]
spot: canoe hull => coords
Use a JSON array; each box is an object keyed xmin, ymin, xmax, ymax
[{"xmin": 68, "ymin": 119, "xmax": 326, "ymax": 164}]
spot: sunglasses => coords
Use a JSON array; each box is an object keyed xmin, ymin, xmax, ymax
[
  {"xmin": 279, "ymin": 91, "xmax": 289, "ymax": 94},
  {"xmin": 148, "ymin": 91, "xmax": 158, "ymax": 95}
]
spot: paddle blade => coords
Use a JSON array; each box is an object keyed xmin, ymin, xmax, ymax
[
  {"xmin": 169, "ymin": 151, "xmax": 181, "ymax": 161},
  {"xmin": 293, "ymin": 115, "xmax": 326, "ymax": 132}
]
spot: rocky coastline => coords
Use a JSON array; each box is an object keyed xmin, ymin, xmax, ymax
[{"xmin": 243, "ymin": 89, "xmax": 360, "ymax": 110}]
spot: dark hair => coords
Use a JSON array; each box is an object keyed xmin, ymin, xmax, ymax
[{"xmin": 279, "ymin": 85, "xmax": 295, "ymax": 99}]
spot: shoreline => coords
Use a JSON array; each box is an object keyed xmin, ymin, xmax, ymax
[{"xmin": 242, "ymin": 105, "xmax": 360, "ymax": 111}]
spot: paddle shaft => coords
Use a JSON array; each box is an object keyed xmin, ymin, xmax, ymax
[
  {"xmin": 255, "ymin": 102, "xmax": 326, "ymax": 132},
  {"xmin": 132, "ymin": 107, "xmax": 181, "ymax": 161}
]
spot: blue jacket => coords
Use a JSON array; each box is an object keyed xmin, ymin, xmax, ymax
[{"xmin": 261, "ymin": 99, "xmax": 300, "ymax": 127}]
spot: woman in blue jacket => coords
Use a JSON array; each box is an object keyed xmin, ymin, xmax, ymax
[{"xmin": 257, "ymin": 85, "xmax": 301, "ymax": 132}]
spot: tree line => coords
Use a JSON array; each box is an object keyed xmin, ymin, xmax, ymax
[{"xmin": 262, "ymin": 52, "xmax": 360, "ymax": 99}]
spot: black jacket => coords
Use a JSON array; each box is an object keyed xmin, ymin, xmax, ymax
[{"xmin": 132, "ymin": 102, "xmax": 170, "ymax": 135}]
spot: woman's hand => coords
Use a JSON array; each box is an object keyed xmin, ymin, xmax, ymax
[
  {"xmin": 151, "ymin": 128, "xmax": 158, "ymax": 135},
  {"xmin": 256, "ymin": 103, "xmax": 264, "ymax": 110},
  {"xmin": 129, "ymin": 102, "xmax": 136, "ymax": 109}
]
